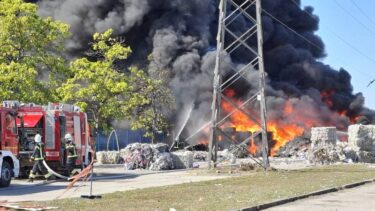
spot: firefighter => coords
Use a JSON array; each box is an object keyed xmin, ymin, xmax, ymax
[
  {"xmin": 28, "ymin": 133, "xmax": 52, "ymax": 182},
  {"xmin": 65, "ymin": 133, "xmax": 78, "ymax": 176}
]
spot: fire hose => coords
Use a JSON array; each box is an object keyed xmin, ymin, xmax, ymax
[
  {"xmin": 42, "ymin": 160, "xmax": 70, "ymax": 180},
  {"xmin": 43, "ymin": 150, "xmax": 95, "ymax": 181},
  {"xmin": 41, "ymin": 149, "xmax": 97, "ymax": 199}
]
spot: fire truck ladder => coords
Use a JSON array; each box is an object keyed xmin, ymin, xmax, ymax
[{"xmin": 208, "ymin": 0, "xmax": 270, "ymax": 169}]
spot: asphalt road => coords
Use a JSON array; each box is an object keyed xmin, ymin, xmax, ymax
[
  {"xmin": 0, "ymin": 158, "xmax": 312, "ymax": 203},
  {"xmin": 1, "ymin": 165, "xmax": 230, "ymax": 202},
  {"xmin": 266, "ymin": 182, "xmax": 375, "ymax": 211}
]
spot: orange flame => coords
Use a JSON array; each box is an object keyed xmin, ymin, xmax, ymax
[
  {"xmin": 248, "ymin": 138, "xmax": 257, "ymax": 154},
  {"xmin": 193, "ymin": 89, "xmax": 358, "ymax": 156},
  {"xmin": 221, "ymin": 98, "xmax": 305, "ymax": 156}
]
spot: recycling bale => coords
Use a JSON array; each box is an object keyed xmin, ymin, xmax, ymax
[
  {"xmin": 171, "ymin": 151, "xmax": 194, "ymax": 169},
  {"xmin": 348, "ymin": 125, "xmax": 375, "ymax": 152}
]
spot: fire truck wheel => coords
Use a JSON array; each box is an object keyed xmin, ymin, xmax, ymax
[{"xmin": 0, "ymin": 161, "xmax": 12, "ymax": 188}]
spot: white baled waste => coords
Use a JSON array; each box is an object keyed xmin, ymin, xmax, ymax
[
  {"xmin": 122, "ymin": 143, "xmax": 175, "ymax": 170},
  {"xmin": 348, "ymin": 125, "xmax": 375, "ymax": 151},
  {"xmin": 171, "ymin": 151, "xmax": 194, "ymax": 169},
  {"xmin": 217, "ymin": 149, "xmax": 237, "ymax": 164},
  {"xmin": 96, "ymin": 151, "xmax": 120, "ymax": 164},
  {"xmin": 311, "ymin": 127, "xmax": 337, "ymax": 148},
  {"xmin": 150, "ymin": 152, "xmax": 174, "ymax": 170}
]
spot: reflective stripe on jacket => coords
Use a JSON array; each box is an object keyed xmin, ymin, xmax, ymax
[
  {"xmin": 31, "ymin": 143, "xmax": 45, "ymax": 160},
  {"xmin": 66, "ymin": 143, "xmax": 78, "ymax": 158}
]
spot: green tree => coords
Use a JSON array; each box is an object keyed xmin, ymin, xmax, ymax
[
  {"xmin": 128, "ymin": 67, "xmax": 175, "ymax": 142},
  {"xmin": 58, "ymin": 29, "xmax": 133, "ymax": 131},
  {"xmin": 59, "ymin": 29, "xmax": 175, "ymax": 141},
  {"xmin": 0, "ymin": 0, "xmax": 69, "ymax": 103}
]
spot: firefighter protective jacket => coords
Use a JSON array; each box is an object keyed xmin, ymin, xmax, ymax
[
  {"xmin": 31, "ymin": 143, "xmax": 45, "ymax": 160},
  {"xmin": 66, "ymin": 143, "xmax": 78, "ymax": 159}
]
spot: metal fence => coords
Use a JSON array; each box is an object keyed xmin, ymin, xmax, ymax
[{"xmin": 95, "ymin": 129, "xmax": 168, "ymax": 151}]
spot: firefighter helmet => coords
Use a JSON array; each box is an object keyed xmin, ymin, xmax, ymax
[
  {"xmin": 34, "ymin": 134, "xmax": 42, "ymax": 143},
  {"xmin": 65, "ymin": 133, "xmax": 73, "ymax": 142}
]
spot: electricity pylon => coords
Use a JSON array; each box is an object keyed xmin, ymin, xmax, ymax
[{"xmin": 208, "ymin": 0, "xmax": 270, "ymax": 169}]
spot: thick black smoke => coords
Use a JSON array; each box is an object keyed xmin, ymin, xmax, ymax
[{"xmin": 34, "ymin": 0, "xmax": 375, "ymax": 140}]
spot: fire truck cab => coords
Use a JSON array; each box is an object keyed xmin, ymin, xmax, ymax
[
  {"xmin": 0, "ymin": 101, "xmax": 93, "ymax": 187},
  {"xmin": 0, "ymin": 102, "xmax": 21, "ymax": 187}
]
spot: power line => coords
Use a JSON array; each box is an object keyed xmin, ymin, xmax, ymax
[
  {"xmin": 329, "ymin": 31, "xmax": 375, "ymax": 73},
  {"xmin": 333, "ymin": 0, "xmax": 375, "ymax": 38},
  {"xmin": 350, "ymin": 0, "xmax": 375, "ymax": 28},
  {"xmin": 261, "ymin": 9, "xmax": 323, "ymax": 51},
  {"xmin": 285, "ymin": 0, "xmax": 375, "ymax": 79}
]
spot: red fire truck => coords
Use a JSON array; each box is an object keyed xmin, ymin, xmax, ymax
[{"xmin": 0, "ymin": 101, "xmax": 94, "ymax": 187}]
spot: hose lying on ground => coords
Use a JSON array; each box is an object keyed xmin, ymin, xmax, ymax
[
  {"xmin": 42, "ymin": 160, "xmax": 70, "ymax": 180},
  {"xmin": 40, "ymin": 149, "xmax": 96, "ymax": 199}
]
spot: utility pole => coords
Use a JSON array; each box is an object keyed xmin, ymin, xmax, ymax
[
  {"xmin": 256, "ymin": 0, "xmax": 270, "ymax": 169},
  {"xmin": 208, "ymin": 0, "xmax": 226, "ymax": 169},
  {"xmin": 208, "ymin": 0, "xmax": 270, "ymax": 169}
]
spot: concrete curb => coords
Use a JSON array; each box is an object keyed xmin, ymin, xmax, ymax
[{"xmin": 239, "ymin": 179, "xmax": 375, "ymax": 211}]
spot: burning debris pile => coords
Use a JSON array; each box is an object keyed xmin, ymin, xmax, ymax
[
  {"xmin": 276, "ymin": 125, "xmax": 375, "ymax": 164},
  {"xmin": 277, "ymin": 137, "xmax": 311, "ymax": 159},
  {"xmin": 275, "ymin": 127, "xmax": 343, "ymax": 163}
]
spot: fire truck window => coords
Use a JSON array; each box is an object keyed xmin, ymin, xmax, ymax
[
  {"xmin": 59, "ymin": 116, "xmax": 66, "ymax": 143},
  {"xmin": 5, "ymin": 114, "xmax": 11, "ymax": 130},
  {"xmin": 13, "ymin": 116, "xmax": 17, "ymax": 134},
  {"xmin": 81, "ymin": 119, "xmax": 85, "ymax": 132},
  {"xmin": 5, "ymin": 114, "xmax": 17, "ymax": 135}
]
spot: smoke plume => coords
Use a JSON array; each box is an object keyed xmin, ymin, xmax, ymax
[{"xmin": 34, "ymin": 0, "xmax": 375, "ymax": 144}]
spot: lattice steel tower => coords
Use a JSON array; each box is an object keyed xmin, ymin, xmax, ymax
[{"xmin": 208, "ymin": 0, "xmax": 270, "ymax": 169}]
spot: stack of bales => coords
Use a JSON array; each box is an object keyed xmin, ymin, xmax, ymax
[
  {"xmin": 122, "ymin": 143, "xmax": 173, "ymax": 170},
  {"xmin": 96, "ymin": 151, "xmax": 121, "ymax": 164},
  {"xmin": 310, "ymin": 127, "xmax": 337, "ymax": 147},
  {"xmin": 348, "ymin": 125, "xmax": 375, "ymax": 163},
  {"xmin": 309, "ymin": 127, "xmax": 344, "ymax": 164},
  {"xmin": 171, "ymin": 151, "xmax": 194, "ymax": 169}
]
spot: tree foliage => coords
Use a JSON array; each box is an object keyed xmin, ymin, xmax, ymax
[
  {"xmin": 58, "ymin": 29, "xmax": 133, "ymax": 131},
  {"xmin": 0, "ymin": 0, "xmax": 69, "ymax": 103},
  {"xmin": 128, "ymin": 67, "xmax": 175, "ymax": 141},
  {"xmin": 0, "ymin": 0, "xmax": 175, "ymax": 140},
  {"xmin": 59, "ymin": 29, "xmax": 174, "ymax": 139}
]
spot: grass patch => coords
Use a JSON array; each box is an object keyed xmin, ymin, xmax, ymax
[{"xmin": 30, "ymin": 164, "xmax": 375, "ymax": 211}]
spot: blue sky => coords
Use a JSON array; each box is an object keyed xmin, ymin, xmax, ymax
[{"xmin": 302, "ymin": 0, "xmax": 375, "ymax": 109}]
